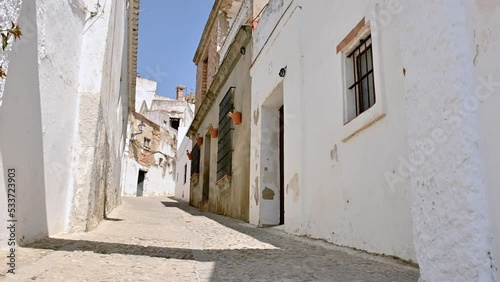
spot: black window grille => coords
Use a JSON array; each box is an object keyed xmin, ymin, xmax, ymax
[
  {"xmin": 184, "ymin": 164, "xmax": 187, "ymax": 184},
  {"xmin": 348, "ymin": 35, "xmax": 375, "ymax": 116},
  {"xmin": 190, "ymin": 144, "xmax": 200, "ymax": 176},
  {"xmin": 217, "ymin": 87, "xmax": 234, "ymax": 181}
]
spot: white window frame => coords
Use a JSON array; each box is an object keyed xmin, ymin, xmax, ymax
[{"xmin": 340, "ymin": 21, "xmax": 387, "ymax": 142}]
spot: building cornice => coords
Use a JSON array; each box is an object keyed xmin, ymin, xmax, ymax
[
  {"xmin": 128, "ymin": 0, "xmax": 140, "ymax": 114},
  {"xmin": 193, "ymin": 0, "xmax": 223, "ymax": 64},
  {"xmin": 188, "ymin": 25, "xmax": 252, "ymax": 137}
]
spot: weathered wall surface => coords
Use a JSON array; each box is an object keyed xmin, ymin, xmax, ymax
[
  {"xmin": 471, "ymin": 1, "xmax": 500, "ymax": 279},
  {"xmin": 68, "ymin": 0, "xmax": 130, "ymax": 232},
  {"xmin": 250, "ymin": 0, "xmax": 416, "ymax": 262},
  {"xmin": 175, "ymin": 136, "xmax": 192, "ymax": 202},
  {"xmin": 0, "ymin": 0, "xmax": 87, "ymax": 246},
  {"xmin": 195, "ymin": 22, "xmax": 219, "ymax": 111},
  {"xmin": 399, "ymin": 0, "xmax": 499, "ymax": 280},
  {"xmin": 191, "ymin": 40, "xmax": 251, "ymax": 222},
  {"xmin": 122, "ymin": 113, "xmax": 176, "ymax": 197},
  {"xmin": 0, "ymin": 0, "xmax": 132, "ymax": 243},
  {"xmin": 0, "ymin": 0, "xmax": 23, "ymax": 105}
]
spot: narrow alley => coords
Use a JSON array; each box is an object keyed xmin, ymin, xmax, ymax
[{"xmin": 2, "ymin": 197, "xmax": 419, "ymax": 281}]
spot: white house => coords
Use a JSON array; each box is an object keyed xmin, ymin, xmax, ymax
[
  {"xmin": 121, "ymin": 79, "xmax": 195, "ymax": 197},
  {"xmin": 249, "ymin": 0, "xmax": 500, "ymax": 280},
  {"xmin": 175, "ymin": 135, "xmax": 192, "ymax": 203},
  {"xmin": 0, "ymin": 0, "xmax": 140, "ymax": 246}
]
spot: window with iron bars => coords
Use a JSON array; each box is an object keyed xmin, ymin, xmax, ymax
[
  {"xmin": 190, "ymin": 144, "xmax": 200, "ymax": 177},
  {"xmin": 346, "ymin": 35, "xmax": 375, "ymax": 122},
  {"xmin": 217, "ymin": 87, "xmax": 234, "ymax": 181}
]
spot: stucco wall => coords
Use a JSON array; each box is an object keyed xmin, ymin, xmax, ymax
[
  {"xmin": 122, "ymin": 113, "xmax": 177, "ymax": 197},
  {"xmin": 175, "ymin": 136, "xmax": 192, "ymax": 202},
  {"xmin": 0, "ymin": 0, "xmax": 131, "ymax": 243},
  {"xmin": 69, "ymin": 0, "xmax": 129, "ymax": 232},
  {"xmin": 135, "ymin": 77, "xmax": 157, "ymax": 112},
  {"xmin": 190, "ymin": 41, "xmax": 252, "ymax": 222},
  {"xmin": 399, "ymin": 0, "xmax": 499, "ymax": 280},
  {"xmin": 250, "ymin": 0, "xmax": 416, "ymax": 262},
  {"xmin": 471, "ymin": 1, "xmax": 500, "ymax": 279},
  {"xmin": 0, "ymin": 0, "xmax": 87, "ymax": 245}
]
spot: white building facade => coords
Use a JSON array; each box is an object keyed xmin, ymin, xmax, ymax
[
  {"xmin": 250, "ymin": 0, "xmax": 500, "ymax": 280},
  {"xmin": 175, "ymin": 136, "xmax": 192, "ymax": 203},
  {"xmin": 121, "ymin": 79, "xmax": 195, "ymax": 197},
  {"xmin": 0, "ymin": 0, "xmax": 140, "ymax": 246}
]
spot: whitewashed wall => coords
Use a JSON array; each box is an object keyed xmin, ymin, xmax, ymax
[
  {"xmin": 471, "ymin": 1, "xmax": 500, "ymax": 280},
  {"xmin": 399, "ymin": 0, "xmax": 500, "ymax": 280},
  {"xmin": 0, "ymin": 0, "xmax": 132, "ymax": 245},
  {"xmin": 175, "ymin": 136, "xmax": 192, "ymax": 202},
  {"xmin": 135, "ymin": 77, "xmax": 157, "ymax": 112},
  {"xmin": 122, "ymin": 156, "xmax": 176, "ymax": 197},
  {"xmin": 250, "ymin": 0, "xmax": 416, "ymax": 262},
  {"xmin": 0, "ymin": 0, "xmax": 86, "ymax": 246}
]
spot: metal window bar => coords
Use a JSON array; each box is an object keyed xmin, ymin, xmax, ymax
[
  {"xmin": 347, "ymin": 35, "xmax": 375, "ymax": 116},
  {"xmin": 217, "ymin": 87, "xmax": 234, "ymax": 181}
]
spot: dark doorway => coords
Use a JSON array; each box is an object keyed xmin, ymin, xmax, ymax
[
  {"xmin": 170, "ymin": 117, "xmax": 180, "ymax": 131},
  {"xmin": 137, "ymin": 170, "xmax": 146, "ymax": 197},
  {"xmin": 202, "ymin": 134, "xmax": 211, "ymax": 202},
  {"xmin": 279, "ymin": 105, "xmax": 285, "ymax": 225}
]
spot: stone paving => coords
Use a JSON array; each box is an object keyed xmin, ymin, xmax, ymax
[{"xmin": 1, "ymin": 197, "xmax": 420, "ymax": 281}]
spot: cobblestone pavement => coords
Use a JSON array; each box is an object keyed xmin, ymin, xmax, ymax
[{"xmin": 1, "ymin": 197, "xmax": 420, "ymax": 281}]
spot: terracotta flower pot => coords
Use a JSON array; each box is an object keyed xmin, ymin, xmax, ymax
[
  {"xmin": 209, "ymin": 128, "xmax": 219, "ymax": 138},
  {"xmin": 187, "ymin": 153, "xmax": 193, "ymax": 160},
  {"xmin": 230, "ymin": 112, "xmax": 242, "ymax": 125},
  {"xmin": 196, "ymin": 136, "xmax": 203, "ymax": 145}
]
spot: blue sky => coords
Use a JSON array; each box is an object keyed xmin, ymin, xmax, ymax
[{"xmin": 137, "ymin": 0, "xmax": 214, "ymax": 98}]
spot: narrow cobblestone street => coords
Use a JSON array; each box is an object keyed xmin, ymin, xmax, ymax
[{"xmin": 2, "ymin": 197, "xmax": 419, "ymax": 281}]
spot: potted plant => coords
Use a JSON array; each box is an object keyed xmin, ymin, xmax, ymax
[
  {"xmin": 196, "ymin": 135, "xmax": 203, "ymax": 145},
  {"xmin": 187, "ymin": 150, "xmax": 193, "ymax": 160},
  {"xmin": 208, "ymin": 124, "xmax": 218, "ymax": 138},
  {"xmin": 228, "ymin": 111, "xmax": 242, "ymax": 125}
]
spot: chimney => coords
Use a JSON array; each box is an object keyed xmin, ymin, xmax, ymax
[{"xmin": 176, "ymin": 85, "xmax": 186, "ymax": 101}]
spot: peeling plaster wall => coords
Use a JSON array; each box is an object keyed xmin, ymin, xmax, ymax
[
  {"xmin": 250, "ymin": 0, "xmax": 416, "ymax": 262},
  {"xmin": 122, "ymin": 113, "xmax": 177, "ymax": 197},
  {"xmin": 69, "ymin": 0, "xmax": 129, "ymax": 232},
  {"xmin": 249, "ymin": 0, "xmax": 303, "ymax": 231},
  {"xmin": 0, "ymin": 0, "xmax": 132, "ymax": 244},
  {"xmin": 190, "ymin": 41, "xmax": 252, "ymax": 222},
  {"xmin": 252, "ymin": 0, "xmax": 292, "ymax": 62}
]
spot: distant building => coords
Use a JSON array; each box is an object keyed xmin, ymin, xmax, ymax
[
  {"xmin": 121, "ymin": 79, "xmax": 195, "ymax": 197},
  {"xmin": 175, "ymin": 136, "xmax": 192, "ymax": 203}
]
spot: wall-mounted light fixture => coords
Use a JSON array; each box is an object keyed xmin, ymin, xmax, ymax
[
  {"xmin": 240, "ymin": 47, "xmax": 246, "ymax": 55},
  {"xmin": 279, "ymin": 66, "xmax": 287, "ymax": 77},
  {"xmin": 131, "ymin": 121, "xmax": 146, "ymax": 139}
]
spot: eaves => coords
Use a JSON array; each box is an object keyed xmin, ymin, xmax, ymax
[
  {"xmin": 128, "ymin": 0, "xmax": 140, "ymax": 114},
  {"xmin": 193, "ymin": 0, "xmax": 223, "ymax": 64}
]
